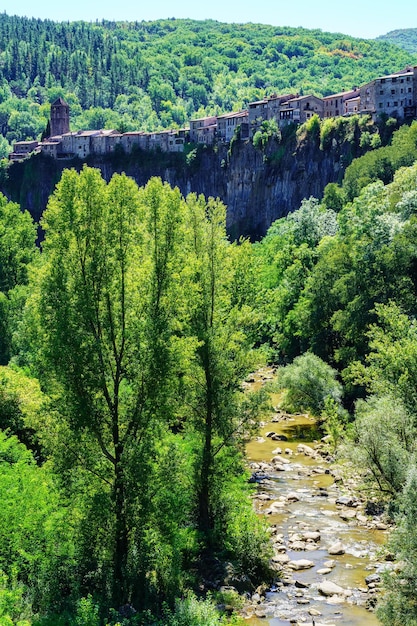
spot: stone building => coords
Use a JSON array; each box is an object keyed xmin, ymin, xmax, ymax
[
  {"xmin": 217, "ymin": 110, "xmax": 249, "ymax": 142},
  {"xmin": 248, "ymin": 94, "xmax": 295, "ymax": 136},
  {"xmin": 50, "ymin": 97, "xmax": 70, "ymax": 137},
  {"xmin": 323, "ymin": 89, "xmax": 359, "ymax": 118},
  {"xmin": 278, "ymin": 95, "xmax": 324, "ymax": 126},
  {"xmin": 360, "ymin": 67, "xmax": 417, "ymax": 120}
]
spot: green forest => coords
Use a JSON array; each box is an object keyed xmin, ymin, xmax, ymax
[
  {"xmin": 3, "ymin": 11, "xmax": 417, "ymax": 626},
  {"xmin": 377, "ymin": 28, "xmax": 417, "ymax": 54},
  {"xmin": 0, "ymin": 13, "xmax": 416, "ymax": 158},
  {"xmin": 2, "ymin": 113, "xmax": 417, "ymax": 624}
]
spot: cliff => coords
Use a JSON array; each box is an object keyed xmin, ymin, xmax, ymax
[{"xmin": 1, "ymin": 129, "xmax": 359, "ymax": 240}]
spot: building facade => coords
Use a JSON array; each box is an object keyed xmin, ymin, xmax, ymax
[{"xmin": 50, "ymin": 97, "xmax": 70, "ymax": 137}]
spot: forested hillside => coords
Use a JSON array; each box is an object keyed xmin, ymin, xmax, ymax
[
  {"xmin": 0, "ymin": 13, "xmax": 416, "ymax": 155},
  {"xmin": 377, "ymin": 28, "xmax": 417, "ymax": 54}
]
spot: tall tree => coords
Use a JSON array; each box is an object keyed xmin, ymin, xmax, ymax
[{"xmin": 30, "ymin": 168, "xmax": 187, "ymax": 607}]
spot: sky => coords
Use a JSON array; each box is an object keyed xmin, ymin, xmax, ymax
[{"xmin": 1, "ymin": 0, "xmax": 417, "ymax": 40}]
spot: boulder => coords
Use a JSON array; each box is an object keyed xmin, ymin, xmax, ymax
[
  {"xmin": 336, "ymin": 495, "xmax": 359, "ymax": 507},
  {"xmin": 317, "ymin": 580, "xmax": 351, "ymax": 597},
  {"xmin": 328, "ymin": 541, "xmax": 346, "ymax": 555},
  {"xmin": 289, "ymin": 559, "xmax": 315, "ymax": 570}
]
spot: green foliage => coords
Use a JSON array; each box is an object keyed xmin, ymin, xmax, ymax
[
  {"xmin": 377, "ymin": 28, "xmax": 417, "ymax": 54},
  {"xmin": 0, "ymin": 14, "xmax": 414, "ymax": 141},
  {"xmin": 343, "ymin": 121, "xmax": 417, "ymax": 201},
  {"xmin": 377, "ymin": 465, "xmax": 417, "ymax": 625},
  {"xmin": 252, "ymin": 120, "xmax": 280, "ymax": 150},
  {"xmin": 351, "ymin": 395, "xmax": 415, "ymax": 494},
  {"xmin": 275, "ymin": 352, "xmax": 343, "ymax": 415},
  {"xmin": 14, "ymin": 169, "xmax": 268, "ymax": 619},
  {"xmin": 320, "ymin": 396, "xmax": 348, "ymax": 451}
]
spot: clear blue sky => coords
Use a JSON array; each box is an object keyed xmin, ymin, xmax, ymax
[{"xmin": 2, "ymin": 0, "xmax": 417, "ymax": 40}]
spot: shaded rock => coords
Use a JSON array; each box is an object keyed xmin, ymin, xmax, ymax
[
  {"xmin": 365, "ymin": 573, "xmax": 381, "ymax": 586},
  {"xmin": 317, "ymin": 568, "xmax": 332, "ymax": 575},
  {"xmin": 336, "ymin": 495, "xmax": 359, "ymax": 507},
  {"xmin": 271, "ymin": 553, "xmax": 290, "ymax": 564}
]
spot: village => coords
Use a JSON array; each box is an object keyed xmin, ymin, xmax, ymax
[{"xmin": 9, "ymin": 65, "xmax": 417, "ymax": 162}]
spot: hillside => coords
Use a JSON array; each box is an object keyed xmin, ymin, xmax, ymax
[
  {"xmin": 377, "ymin": 28, "xmax": 417, "ymax": 54},
  {"xmin": 0, "ymin": 14, "xmax": 415, "ymax": 153}
]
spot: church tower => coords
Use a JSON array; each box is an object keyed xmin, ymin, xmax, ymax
[{"xmin": 50, "ymin": 97, "xmax": 70, "ymax": 137}]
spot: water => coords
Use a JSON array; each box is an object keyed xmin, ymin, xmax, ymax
[{"xmin": 243, "ymin": 372, "xmax": 385, "ymax": 625}]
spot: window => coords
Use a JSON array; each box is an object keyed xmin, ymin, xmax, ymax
[
  {"xmin": 379, "ymin": 103, "xmax": 383, "ymax": 108},
  {"xmin": 391, "ymin": 89, "xmax": 396, "ymax": 94},
  {"xmin": 394, "ymin": 101, "xmax": 398, "ymax": 107},
  {"xmin": 380, "ymin": 89, "xmax": 384, "ymax": 95}
]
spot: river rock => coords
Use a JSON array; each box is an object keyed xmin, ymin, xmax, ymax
[
  {"xmin": 339, "ymin": 509, "xmax": 356, "ymax": 521},
  {"xmin": 317, "ymin": 581, "xmax": 351, "ymax": 597},
  {"xmin": 317, "ymin": 568, "xmax": 332, "ymax": 575},
  {"xmin": 289, "ymin": 559, "xmax": 315, "ymax": 570},
  {"xmin": 271, "ymin": 446, "xmax": 282, "ymax": 455},
  {"xmin": 328, "ymin": 541, "xmax": 346, "ymax": 555},
  {"xmin": 287, "ymin": 492, "xmax": 300, "ymax": 502},
  {"xmin": 302, "ymin": 531, "xmax": 321, "ymax": 542},
  {"xmin": 297, "ymin": 443, "xmax": 317, "ymax": 457},
  {"xmin": 272, "ymin": 553, "xmax": 290, "ymax": 564},
  {"xmin": 365, "ymin": 573, "xmax": 381, "ymax": 585},
  {"xmin": 308, "ymin": 607, "xmax": 322, "ymax": 616},
  {"xmin": 336, "ymin": 495, "xmax": 359, "ymax": 507}
]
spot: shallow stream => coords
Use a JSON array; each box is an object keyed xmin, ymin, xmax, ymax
[{"xmin": 243, "ymin": 371, "xmax": 387, "ymax": 625}]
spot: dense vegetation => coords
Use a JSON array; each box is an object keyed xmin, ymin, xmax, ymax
[
  {"xmin": 377, "ymin": 28, "xmax": 417, "ymax": 54},
  {"xmin": 0, "ymin": 13, "xmax": 416, "ymax": 157},
  {"xmin": 0, "ymin": 170, "xmax": 272, "ymax": 625},
  {"xmin": 2, "ymin": 114, "xmax": 417, "ymax": 623},
  {"xmin": 2, "ymin": 14, "xmax": 417, "ymax": 622}
]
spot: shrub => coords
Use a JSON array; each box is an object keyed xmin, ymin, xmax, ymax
[{"xmin": 275, "ymin": 352, "xmax": 343, "ymax": 415}]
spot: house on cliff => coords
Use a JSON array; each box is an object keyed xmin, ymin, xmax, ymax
[
  {"xmin": 278, "ymin": 95, "xmax": 324, "ymax": 126},
  {"xmin": 248, "ymin": 93, "xmax": 295, "ymax": 136},
  {"xmin": 359, "ymin": 66, "xmax": 417, "ymax": 120},
  {"xmin": 323, "ymin": 89, "xmax": 360, "ymax": 118},
  {"xmin": 217, "ymin": 110, "xmax": 249, "ymax": 142}
]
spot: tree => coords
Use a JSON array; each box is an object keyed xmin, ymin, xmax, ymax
[
  {"xmin": 275, "ymin": 351, "xmax": 343, "ymax": 415},
  {"xmin": 377, "ymin": 466, "xmax": 417, "ymax": 625},
  {"xmin": 0, "ymin": 193, "xmax": 37, "ymax": 364},
  {"xmin": 182, "ymin": 193, "xmax": 267, "ymax": 560},
  {"xmin": 29, "ymin": 168, "xmax": 189, "ymax": 608}
]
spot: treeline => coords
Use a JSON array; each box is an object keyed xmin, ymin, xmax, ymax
[
  {"xmin": 377, "ymin": 28, "xmax": 417, "ymax": 54},
  {"xmin": 0, "ymin": 13, "xmax": 415, "ymax": 155}
]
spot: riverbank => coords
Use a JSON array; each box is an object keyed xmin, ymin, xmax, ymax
[{"xmin": 241, "ymin": 369, "xmax": 393, "ymax": 625}]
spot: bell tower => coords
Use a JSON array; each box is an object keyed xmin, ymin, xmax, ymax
[{"xmin": 50, "ymin": 98, "xmax": 70, "ymax": 137}]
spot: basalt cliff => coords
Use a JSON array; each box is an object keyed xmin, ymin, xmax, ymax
[{"xmin": 1, "ymin": 130, "xmax": 358, "ymax": 240}]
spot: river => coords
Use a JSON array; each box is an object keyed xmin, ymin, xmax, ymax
[{"xmin": 242, "ymin": 369, "xmax": 389, "ymax": 625}]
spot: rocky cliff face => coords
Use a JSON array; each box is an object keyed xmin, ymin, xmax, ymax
[{"xmin": 2, "ymin": 131, "xmax": 354, "ymax": 240}]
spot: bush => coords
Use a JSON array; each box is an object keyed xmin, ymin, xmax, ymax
[{"xmin": 275, "ymin": 352, "xmax": 343, "ymax": 415}]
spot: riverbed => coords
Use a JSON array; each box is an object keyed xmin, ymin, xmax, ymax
[{"xmin": 242, "ymin": 371, "xmax": 389, "ymax": 625}]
